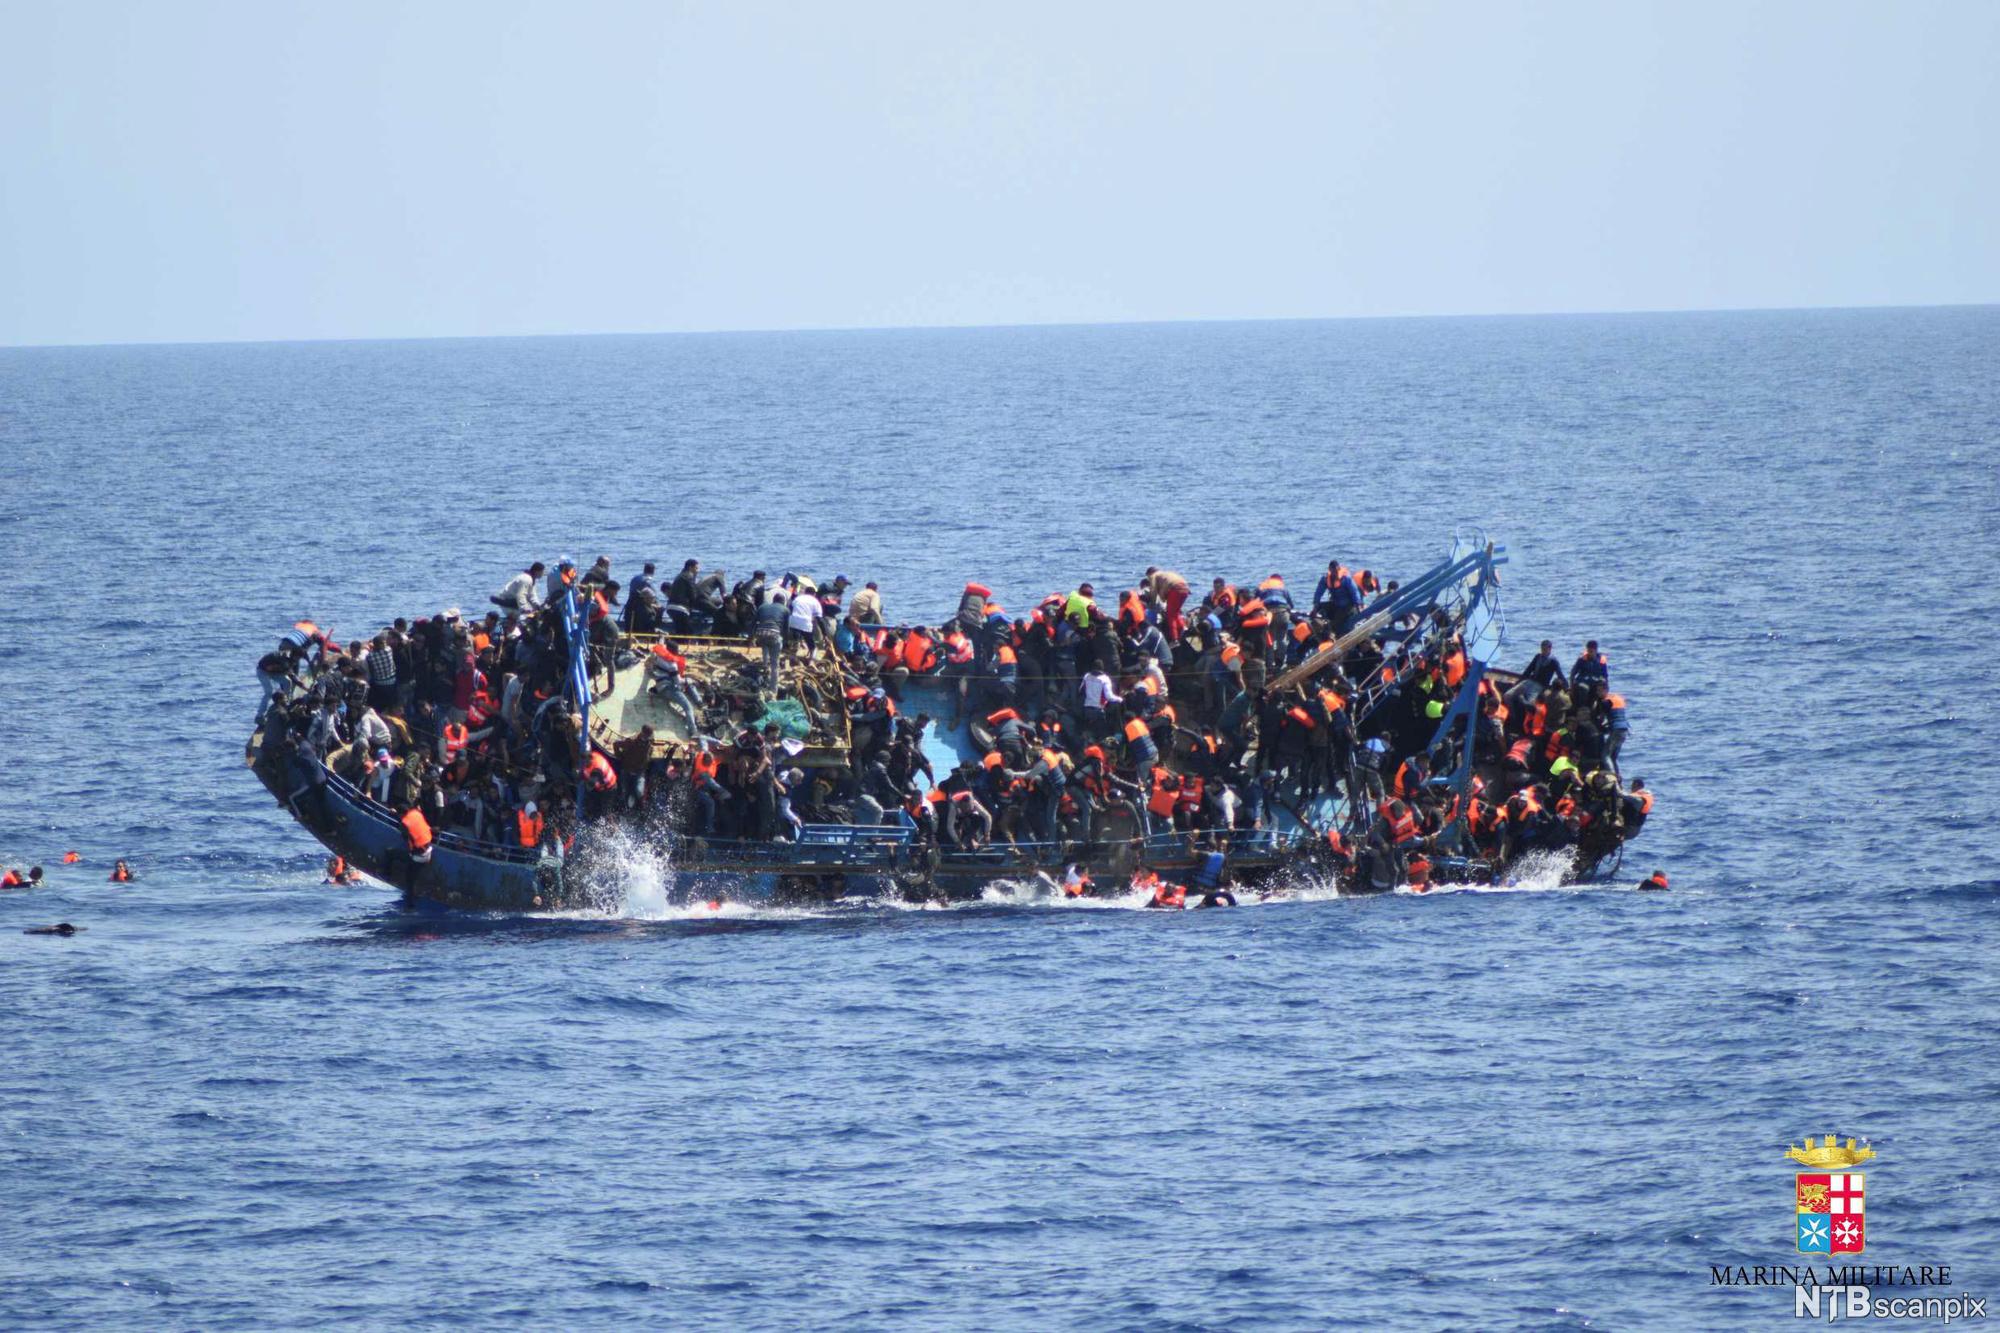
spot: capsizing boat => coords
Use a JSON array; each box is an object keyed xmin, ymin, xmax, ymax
[{"xmin": 246, "ymin": 539, "xmax": 1650, "ymax": 913}]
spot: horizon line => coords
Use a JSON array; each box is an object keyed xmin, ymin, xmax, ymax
[{"xmin": 3, "ymin": 298, "xmax": 1994, "ymax": 353}]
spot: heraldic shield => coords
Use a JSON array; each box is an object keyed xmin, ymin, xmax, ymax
[{"xmin": 1797, "ymin": 1172, "xmax": 1865, "ymax": 1253}]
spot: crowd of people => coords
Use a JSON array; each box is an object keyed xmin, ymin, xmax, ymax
[{"xmin": 250, "ymin": 552, "xmax": 1654, "ymax": 890}]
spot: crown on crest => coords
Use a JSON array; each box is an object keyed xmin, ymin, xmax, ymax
[{"xmin": 1785, "ymin": 1135, "xmax": 1876, "ymax": 1169}]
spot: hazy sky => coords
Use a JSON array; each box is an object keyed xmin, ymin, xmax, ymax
[{"xmin": 2, "ymin": 0, "xmax": 1994, "ymax": 346}]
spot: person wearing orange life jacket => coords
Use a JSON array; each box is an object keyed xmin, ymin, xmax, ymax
[
  {"xmin": 0, "ymin": 868, "xmax": 22, "ymax": 888},
  {"xmin": 1595, "ymin": 685, "xmax": 1632, "ymax": 767},
  {"xmin": 1570, "ymin": 640, "xmax": 1610, "ymax": 692},
  {"xmin": 108, "ymin": 860, "xmax": 135, "ymax": 883},
  {"xmin": 439, "ymin": 719, "xmax": 469, "ymax": 766},
  {"xmin": 399, "ymin": 806, "xmax": 434, "ymax": 874},
  {"xmin": 1255, "ymin": 573, "xmax": 1293, "ymax": 610},
  {"xmin": 1392, "ymin": 754, "xmax": 1428, "ymax": 800},
  {"xmin": 1121, "ymin": 713, "xmax": 1160, "ymax": 787},
  {"xmin": 1059, "ymin": 865, "xmax": 1092, "ymax": 898},
  {"xmin": 581, "ymin": 747, "xmax": 619, "ymax": 817},
  {"xmin": 1017, "ymin": 744, "xmax": 1070, "ymax": 843},
  {"xmin": 1638, "ymin": 869, "xmax": 1669, "ymax": 891},
  {"xmin": 1504, "ymin": 735, "xmax": 1535, "ymax": 780},
  {"xmin": 1621, "ymin": 778, "xmax": 1653, "ymax": 833},
  {"xmin": 901, "ymin": 626, "xmax": 939, "ymax": 675},
  {"xmin": 515, "ymin": 801, "xmax": 546, "ymax": 851},
  {"xmin": 1405, "ymin": 854, "xmax": 1432, "ymax": 892},
  {"xmin": 987, "ymin": 635, "xmax": 1019, "ymax": 708},
  {"xmin": 645, "ymin": 640, "xmax": 702, "ymax": 735},
  {"xmin": 323, "ymin": 855, "xmax": 356, "ymax": 884},
  {"xmin": 955, "ymin": 581, "xmax": 991, "ymax": 634},
  {"xmin": 1146, "ymin": 768, "xmax": 1181, "ymax": 829},
  {"xmin": 62, "ymin": 850, "xmax": 80, "ymax": 864},
  {"xmin": 1146, "ymin": 877, "xmax": 1187, "ymax": 910},
  {"xmin": 1173, "ymin": 773, "xmax": 1206, "ymax": 831},
  {"xmin": 940, "ymin": 627, "xmax": 977, "ymax": 728}
]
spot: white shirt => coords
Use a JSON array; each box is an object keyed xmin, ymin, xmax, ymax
[
  {"xmin": 1081, "ymin": 672, "xmax": 1121, "ymax": 709},
  {"xmin": 499, "ymin": 571, "xmax": 543, "ymax": 610},
  {"xmin": 787, "ymin": 595, "xmax": 822, "ymax": 633}
]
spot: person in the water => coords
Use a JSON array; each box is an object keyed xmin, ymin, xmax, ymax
[{"xmin": 109, "ymin": 860, "xmax": 135, "ymax": 883}]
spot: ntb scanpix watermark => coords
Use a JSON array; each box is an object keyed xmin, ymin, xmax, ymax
[
  {"xmin": 1706, "ymin": 1132, "xmax": 1987, "ymax": 1321},
  {"xmin": 1790, "ymin": 1285, "xmax": 1984, "ymax": 1323}
]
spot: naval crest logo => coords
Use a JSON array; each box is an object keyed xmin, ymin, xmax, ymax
[{"xmin": 1788, "ymin": 1135, "xmax": 1875, "ymax": 1254}]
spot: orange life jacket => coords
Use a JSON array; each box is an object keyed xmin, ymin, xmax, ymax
[
  {"xmin": 1636, "ymin": 790, "xmax": 1654, "ymax": 815},
  {"xmin": 583, "ymin": 750, "xmax": 618, "ymax": 792},
  {"xmin": 1123, "ymin": 716, "xmax": 1152, "ymax": 746},
  {"xmin": 1, "ymin": 871, "xmax": 20, "ymax": 887},
  {"xmin": 1287, "ymin": 705, "xmax": 1315, "ymax": 731},
  {"xmin": 401, "ymin": 807, "xmax": 434, "ymax": 852},
  {"xmin": 110, "ymin": 866, "xmax": 133, "ymax": 883},
  {"xmin": 650, "ymin": 642, "xmax": 687, "ymax": 672},
  {"xmin": 1150, "ymin": 881, "xmax": 1186, "ymax": 909},
  {"xmin": 693, "ymin": 750, "xmax": 720, "ymax": 781},
  {"xmin": 1644, "ymin": 871, "xmax": 1669, "ymax": 890},
  {"xmin": 987, "ymin": 707, "xmax": 1020, "ymax": 727},
  {"xmin": 1443, "ymin": 650, "xmax": 1467, "ymax": 687},
  {"xmin": 1147, "ymin": 770, "xmax": 1180, "ymax": 818},
  {"xmin": 995, "ymin": 642, "xmax": 1017, "ymax": 667},
  {"xmin": 1406, "ymin": 856, "xmax": 1431, "ymax": 891},
  {"xmin": 442, "ymin": 722, "xmax": 469, "ymax": 758},
  {"xmin": 62, "ymin": 851, "xmax": 80, "ymax": 864},
  {"xmin": 1387, "ymin": 809, "xmax": 1417, "ymax": 843},
  {"xmin": 516, "ymin": 809, "xmax": 544, "ymax": 848},
  {"xmin": 902, "ymin": 630, "xmax": 938, "ymax": 673},
  {"xmin": 328, "ymin": 855, "xmax": 349, "ymax": 881}
]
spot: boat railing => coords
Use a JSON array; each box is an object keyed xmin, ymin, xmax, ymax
[
  {"xmin": 669, "ymin": 825, "xmax": 1290, "ymax": 871},
  {"xmin": 318, "ymin": 766, "xmax": 546, "ymax": 866}
]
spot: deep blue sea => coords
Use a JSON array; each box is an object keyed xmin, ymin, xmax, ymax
[{"xmin": 2, "ymin": 309, "xmax": 1997, "ymax": 1329}]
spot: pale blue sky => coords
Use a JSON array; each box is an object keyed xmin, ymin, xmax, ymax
[{"xmin": 2, "ymin": 0, "xmax": 1994, "ymax": 346}]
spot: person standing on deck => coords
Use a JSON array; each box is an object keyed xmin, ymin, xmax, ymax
[
  {"xmin": 1144, "ymin": 568, "xmax": 1190, "ymax": 642},
  {"xmin": 1570, "ymin": 641, "xmax": 1609, "ymax": 692},
  {"xmin": 785, "ymin": 585, "xmax": 822, "ymax": 661},
  {"xmin": 364, "ymin": 634, "xmax": 398, "ymax": 712},
  {"xmin": 752, "ymin": 593, "xmax": 787, "ymax": 690},
  {"xmin": 1507, "ymin": 639, "xmax": 1566, "ymax": 709},
  {"xmin": 620, "ymin": 563, "xmax": 656, "ymax": 631},
  {"xmin": 1064, "ymin": 583, "xmax": 1097, "ymax": 631}
]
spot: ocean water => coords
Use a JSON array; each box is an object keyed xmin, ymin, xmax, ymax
[{"xmin": 1, "ymin": 308, "xmax": 1997, "ymax": 1329}]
